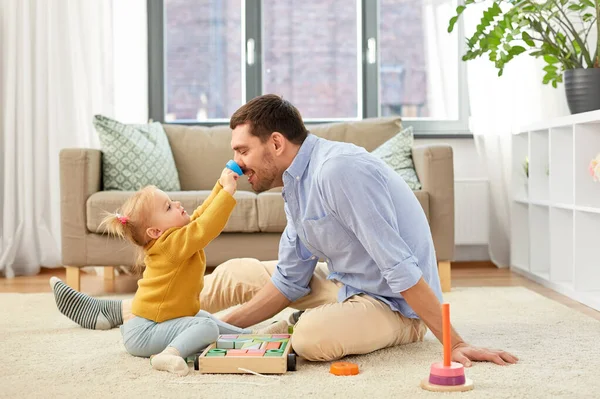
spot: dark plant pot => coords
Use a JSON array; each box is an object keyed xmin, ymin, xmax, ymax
[{"xmin": 564, "ymin": 68, "xmax": 600, "ymax": 114}]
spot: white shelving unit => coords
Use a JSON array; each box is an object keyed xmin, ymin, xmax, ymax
[{"xmin": 511, "ymin": 110, "xmax": 600, "ymax": 312}]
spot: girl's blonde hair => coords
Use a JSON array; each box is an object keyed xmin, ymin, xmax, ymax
[{"xmin": 99, "ymin": 185, "xmax": 157, "ymax": 274}]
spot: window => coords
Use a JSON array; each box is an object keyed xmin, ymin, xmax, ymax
[
  {"xmin": 149, "ymin": 0, "xmax": 469, "ymax": 135},
  {"xmin": 379, "ymin": 0, "xmax": 459, "ymax": 121},
  {"xmin": 163, "ymin": 0, "xmax": 242, "ymax": 121},
  {"xmin": 262, "ymin": 0, "xmax": 359, "ymax": 119}
]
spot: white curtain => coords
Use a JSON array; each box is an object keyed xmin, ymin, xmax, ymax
[
  {"xmin": 463, "ymin": 2, "xmax": 570, "ymax": 267},
  {"xmin": 422, "ymin": 0, "xmax": 459, "ymax": 120},
  {"xmin": 0, "ymin": 0, "xmax": 114, "ymax": 277}
]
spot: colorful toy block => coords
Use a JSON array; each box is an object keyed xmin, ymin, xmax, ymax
[
  {"xmin": 265, "ymin": 341, "xmax": 281, "ymax": 350},
  {"xmin": 241, "ymin": 341, "xmax": 262, "ymax": 350},
  {"xmin": 197, "ymin": 334, "xmax": 296, "ymax": 374},
  {"xmin": 216, "ymin": 339, "xmax": 235, "ymax": 349},
  {"xmin": 234, "ymin": 339, "xmax": 253, "ymax": 349}
]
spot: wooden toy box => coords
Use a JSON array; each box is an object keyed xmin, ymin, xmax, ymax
[{"xmin": 194, "ymin": 334, "xmax": 296, "ymax": 374}]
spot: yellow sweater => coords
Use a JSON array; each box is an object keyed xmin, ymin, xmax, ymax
[{"xmin": 131, "ymin": 182, "xmax": 236, "ymax": 323}]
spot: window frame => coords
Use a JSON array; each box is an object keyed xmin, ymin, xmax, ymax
[{"xmin": 148, "ymin": 0, "xmax": 471, "ymax": 138}]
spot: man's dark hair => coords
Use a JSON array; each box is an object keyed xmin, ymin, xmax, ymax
[{"xmin": 230, "ymin": 94, "xmax": 308, "ymax": 145}]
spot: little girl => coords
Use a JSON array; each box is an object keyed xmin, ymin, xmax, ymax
[{"xmin": 92, "ymin": 167, "xmax": 287, "ymax": 376}]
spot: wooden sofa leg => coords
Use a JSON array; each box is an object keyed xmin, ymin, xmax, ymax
[
  {"xmin": 65, "ymin": 266, "xmax": 81, "ymax": 291},
  {"xmin": 104, "ymin": 266, "xmax": 116, "ymax": 292},
  {"xmin": 438, "ymin": 261, "xmax": 451, "ymax": 293}
]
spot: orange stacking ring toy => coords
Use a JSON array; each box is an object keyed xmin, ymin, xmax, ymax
[
  {"xmin": 420, "ymin": 303, "xmax": 474, "ymax": 392},
  {"xmin": 330, "ymin": 362, "xmax": 359, "ymax": 376}
]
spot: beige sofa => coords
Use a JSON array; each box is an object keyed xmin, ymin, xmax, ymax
[{"xmin": 60, "ymin": 117, "xmax": 454, "ymax": 292}]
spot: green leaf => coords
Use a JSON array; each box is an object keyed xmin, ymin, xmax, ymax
[
  {"xmin": 544, "ymin": 54, "xmax": 559, "ymax": 64},
  {"xmin": 456, "ymin": 5, "xmax": 466, "ymax": 15},
  {"xmin": 522, "ymin": 31, "xmax": 535, "ymax": 46},
  {"xmin": 552, "ymin": 80, "xmax": 558, "ymax": 88},
  {"xmin": 488, "ymin": 36, "xmax": 501, "ymax": 47},
  {"xmin": 543, "ymin": 65, "xmax": 558, "ymax": 72},
  {"xmin": 494, "ymin": 25, "xmax": 504, "ymax": 38},
  {"xmin": 448, "ymin": 16, "xmax": 459, "ymax": 32},
  {"xmin": 568, "ymin": 4, "xmax": 582, "ymax": 12},
  {"xmin": 491, "ymin": 2, "xmax": 502, "ymax": 16},
  {"xmin": 511, "ymin": 45, "xmax": 526, "ymax": 56},
  {"xmin": 580, "ymin": 0, "xmax": 595, "ymax": 8}
]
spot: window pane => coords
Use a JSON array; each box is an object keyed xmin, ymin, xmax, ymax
[
  {"xmin": 379, "ymin": 0, "xmax": 459, "ymax": 120},
  {"xmin": 262, "ymin": 0, "xmax": 359, "ymax": 119},
  {"xmin": 164, "ymin": 0, "xmax": 242, "ymax": 121}
]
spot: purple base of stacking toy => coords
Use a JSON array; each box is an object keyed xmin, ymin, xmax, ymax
[{"xmin": 428, "ymin": 374, "xmax": 466, "ymax": 386}]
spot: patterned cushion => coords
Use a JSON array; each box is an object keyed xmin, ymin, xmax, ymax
[
  {"xmin": 93, "ymin": 115, "xmax": 181, "ymax": 191},
  {"xmin": 371, "ymin": 126, "xmax": 422, "ymax": 190}
]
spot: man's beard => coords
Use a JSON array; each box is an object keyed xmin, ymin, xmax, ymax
[{"xmin": 250, "ymin": 152, "xmax": 278, "ymax": 193}]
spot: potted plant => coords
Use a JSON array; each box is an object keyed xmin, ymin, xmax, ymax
[{"xmin": 448, "ymin": 0, "xmax": 600, "ymax": 114}]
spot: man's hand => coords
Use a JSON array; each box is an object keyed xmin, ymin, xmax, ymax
[
  {"xmin": 452, "ymin": 342, "xmax": 519, "ymax": 367},
  {"xmin": 402, "ymin": 278, "xmax": 519, "ymax": 367}
]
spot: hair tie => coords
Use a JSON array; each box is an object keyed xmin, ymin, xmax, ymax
[{"xmin": 115, "ymin": 213, "xmax": 128, "ymax": 225}]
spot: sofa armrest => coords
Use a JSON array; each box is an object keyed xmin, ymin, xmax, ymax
[
  {"xmin": 412, "ymin": 144, "xmax": 454, "ymax": 261},
  {"xmin": 60, "ymin": 148, "xmax": 102, "ymax": 266}
]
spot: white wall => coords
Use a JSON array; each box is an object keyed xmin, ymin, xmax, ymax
[{"xmin": 416, "ymin": 138, "xmax": 490, "ymax": 261}]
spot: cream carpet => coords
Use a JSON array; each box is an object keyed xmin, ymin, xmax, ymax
[{"xmin": 2, "ymin": 287, "xmax": 599, "ymax": 399}]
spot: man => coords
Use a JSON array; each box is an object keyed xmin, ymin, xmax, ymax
[{"xmin": 52, "ymin": 94, "xmax": 517, "ymax": 366}]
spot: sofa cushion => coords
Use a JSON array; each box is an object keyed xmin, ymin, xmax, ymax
[
  {"xmin": 309, "ymin": 116, "xmax": 402, "ymax": 152},
  {"xmin": 86, "ymin": 190, "xmax": 260, "ymax": 234},
  {"xmin": 371, "ymin": 126, "xmax": 422, "ymax": 190},
  {"xmin": 93, "ymin": 115, "xmax": 181, "ymax": 191},
  {"xmin": 162, "ymin": 124, "xmax": 255, "ymax": 192},
  {"xmin": 257, "ymin": 192, "xmax": 286, "ymax": 232},
  {"xmin": 256, "ymin": 190, "xmax": 430, "ymax": 234}
]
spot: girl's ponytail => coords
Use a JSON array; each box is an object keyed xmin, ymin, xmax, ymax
[
  {"xmin": 98, "ymin": 186, "xmax": 156, "ymax": 275},
  {"xmin": 99, "ymin": 212, "xmax": 129, "ymax": 240}
]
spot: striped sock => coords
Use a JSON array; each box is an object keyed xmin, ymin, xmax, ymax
[{"xmin": 50, "ymin": 277, "xmax": 123, "ymax": 330}]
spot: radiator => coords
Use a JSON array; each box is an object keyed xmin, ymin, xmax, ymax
[{"xmin": 453, "ymin": 179, "xmax": 489, "ymax": 245}]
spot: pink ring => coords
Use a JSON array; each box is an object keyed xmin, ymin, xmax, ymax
[{"xmin": 430, "ymin": 362, "xmax": 465, "ymax": 377}]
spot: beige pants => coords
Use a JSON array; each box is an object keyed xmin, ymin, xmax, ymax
[{"xmin": 123, "ymin": 258, "xmax": 427, "ymax": 361}]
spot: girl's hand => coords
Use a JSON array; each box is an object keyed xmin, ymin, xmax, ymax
[{"xmin": 219, "ymin": 168, "xmax": 238, "ymax": 195}]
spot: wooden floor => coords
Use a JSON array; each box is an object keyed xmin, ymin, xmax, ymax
[{"xmin": 1, "ymin": 262, "xmax": 599, "ymax": 321}]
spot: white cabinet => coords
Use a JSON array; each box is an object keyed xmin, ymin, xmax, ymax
[{"xmin": 511, "ymin": 110, "xmax": 600, "ymax": 312}]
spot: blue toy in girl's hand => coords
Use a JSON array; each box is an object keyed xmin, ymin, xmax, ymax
[{"xmin": 226, "ymin": 160, "xmax": 243, "ymax": 176}]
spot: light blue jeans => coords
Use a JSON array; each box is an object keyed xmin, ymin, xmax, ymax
[{"xmin": 120, "ymin": 310, "xmax": 252, "ymax": 358}]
